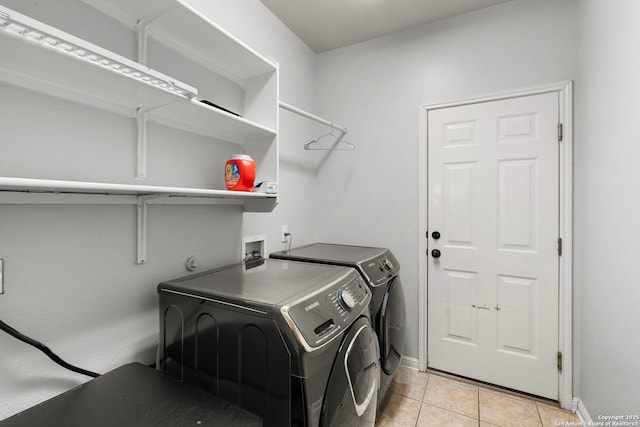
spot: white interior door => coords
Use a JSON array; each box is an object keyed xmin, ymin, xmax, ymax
[{"xmin": 426, "ymin": 92, "xmax": 559, "ymax": 399}]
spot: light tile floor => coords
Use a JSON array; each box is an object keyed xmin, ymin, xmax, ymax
[{"xmin": 376, "ymin": 368, "xmax": 580, "ymax": 427}]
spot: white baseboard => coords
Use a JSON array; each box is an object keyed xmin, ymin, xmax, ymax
[
  {"xmin": 400, "ymin": 355, "xmax": 420, "ymax": 371},
  {"xmin": 575, "ymin": 398, "xmax": 592, "ymax": 423}
]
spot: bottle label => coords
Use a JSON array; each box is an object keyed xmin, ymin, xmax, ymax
[{"xmin": 225, "ymin": 161, "xmax": 241, "ymax": 188}]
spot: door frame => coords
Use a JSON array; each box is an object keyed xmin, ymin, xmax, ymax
[{"xmin": 417, "ymin": 81, "xmax": 573, "ymax": 409}]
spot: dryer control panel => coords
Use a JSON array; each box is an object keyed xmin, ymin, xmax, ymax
[
  {"xmin": 359, "ymin": 250, "xmax": 400, "ymax": 287},
  {"xmin": 281, "ymin": 270, "xmax": 370, "ymax": 352}
]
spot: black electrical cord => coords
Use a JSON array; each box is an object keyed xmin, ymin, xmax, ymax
[
  {"xmin": 0, "ymin": 319, "xmax": 100, "ymax": 378},
  {"xmin": 285, "ymin": 232, "xmax": 292, "ymax": 254}
]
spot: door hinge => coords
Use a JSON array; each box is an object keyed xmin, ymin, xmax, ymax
[
  {"xmin": 557, "ymin": 237, "xmax": 563, "ymax": 256},
  {"xmin": 558, "ymin": 123, "xmax": 563, "ymax": 142},
  {"xmin": 557, "ymin": 352, "xmax": 563, "ymax": 371}
]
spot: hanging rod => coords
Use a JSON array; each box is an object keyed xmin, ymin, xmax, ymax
[
  {"xmin": 279, "ymin": 101, "xmax": 354, "ymax": 150},
  {"xmin": 279, "ymin": 101, "xmax": 347, "ymax": 133}
]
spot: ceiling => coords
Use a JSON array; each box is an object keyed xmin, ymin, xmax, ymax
[{"xmin": 259, "ymin": 0, "xmax": 513, "ymax": 53}]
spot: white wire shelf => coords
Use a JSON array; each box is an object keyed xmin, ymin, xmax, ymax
[
  {"xmin": 0, "ymin": 176, "xmax": 278, "ymax": 264},
  {"xmin": 0, "ymin": 177, "xmax": 274, "ymax": 200},
  {"xmin": 0, "ymin": 5, "xmax": 276, "ymax": 143},
  {"xmin": 0, "ymin": 5, "xmax": 195, "ymax": 117},
  {"xmin": 150, "ymin": 98, "xmax": 277, "ymax": 142},
  {"xmin": 79, "ymin": 0, "xmax": 277, "ymax": 84}
]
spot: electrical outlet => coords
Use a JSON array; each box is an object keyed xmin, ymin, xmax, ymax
[
  {"xmin": 0, "ymin": 259, "xmax": 4, "ymax": 295},
  {"xmin": 281, "ymin": 225, "xmax": 288, "ymax": 243}
]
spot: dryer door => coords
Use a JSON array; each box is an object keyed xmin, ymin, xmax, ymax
[
  {"xmin": 380, "ymin": 277, "xmax": 406, "ymax": 375},
  {"xmin": 320, "ymin": 317, "xmax": 379, "ymax": 427}
]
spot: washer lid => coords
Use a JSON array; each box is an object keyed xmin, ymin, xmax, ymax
[{"xmin": 158, "ymin": 259, "xmax": 349, "ymax": 311}]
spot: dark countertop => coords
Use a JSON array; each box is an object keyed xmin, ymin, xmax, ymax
[{"xmin": 0, "ymin": 363, "xmax": 262, "ymax": 427}]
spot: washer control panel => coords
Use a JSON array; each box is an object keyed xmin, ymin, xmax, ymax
[
  {"xmin": 282, "ymin": 269, "xmax": 370, "ymax": 351},
  {"xmin": 337, "ymin": 289, "xmax": 356, "ymax": 310},
  {"xmin": 332, "ymin": 277, "xmax": 369, "ymax": 314}
]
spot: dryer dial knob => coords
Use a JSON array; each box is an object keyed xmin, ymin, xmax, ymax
[{"xmin": 339, "ymin": 289, "xmax": 357, "ymax": 310}]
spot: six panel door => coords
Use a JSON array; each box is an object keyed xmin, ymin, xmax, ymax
[{"xmin": 426, "ymin": 92, "xmax": 560, "ymax": 399}]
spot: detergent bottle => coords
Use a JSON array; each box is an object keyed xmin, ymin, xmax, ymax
[{"xmin": 225, "ymin": 154, "xmax": 255, "ymax": 191}]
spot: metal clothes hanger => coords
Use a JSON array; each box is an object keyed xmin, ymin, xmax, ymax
[
  {"xmin": 303, "ymin": 128, "xmax": 355, "ymax": 151},
  {"xmin": 279, "ymin": 101, "xmax": 356, "ymax": 151}
]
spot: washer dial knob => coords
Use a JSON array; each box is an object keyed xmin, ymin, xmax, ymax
[{"xmin": 339, "ymin": 289, "xmax": 357, "ymax": 310}]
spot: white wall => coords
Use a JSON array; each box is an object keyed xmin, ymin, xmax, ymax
[
  {"xmin": 3, "ymin": 0, "xmax": 639, "ymax": 420},
  {"xmin": 0, "ymin": 0, "xmax": 318, "ymax": 420},
  {"xmin": 314, "ymin": 0, "xmax": 579, "ymax": 362},
  {"xmin": 183, "ymin": 0, "xmax": 327, "ymax": 251},
  {"xmin": 577, "ymin": 0, "xmax": 640, "ymax": 416}
]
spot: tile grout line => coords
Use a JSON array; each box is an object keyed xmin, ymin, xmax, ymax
[
  {"xmin": 477, "ymin": 382, "xmax": 481, "ymax": 426},
  {"xmin": 422, "ymin": 371, "xmax": 430, "ymax": 402},
  {"xmin": 412, "ymin": 371, "xmax": 431, "ymax": 426},
  {"xmin": 413, "ymin": 401, "xmax": 421, "ymax": 427},
  {"xmin": 535, "ymin": 402, "xmax": 544, "ymax": 427}
]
